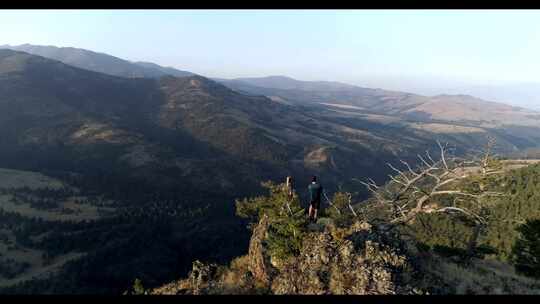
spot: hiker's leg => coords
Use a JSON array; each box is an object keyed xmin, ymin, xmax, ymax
[
  {"xmin": 308, "ymin": 205, "xmax": 313, "ymax": 219},
  {"xmin": 313, "ymin": 208, "xmax": 318, "ymax": 220}
]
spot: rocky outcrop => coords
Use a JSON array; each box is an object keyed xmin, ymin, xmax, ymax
[
  {"xmin": 152, "ymin": 219, "xmax": 419, "ymax": 295},
  {"xmin": 270, "ymin": 222, "xmax": 414, "ymax": 294},
  {"xmin": 150, "ymin": 260, "xmax": 218, "ymax": 295},
  {"xmin": 247, "ymin": 214, "xmax": 274, "ymax": 285}
]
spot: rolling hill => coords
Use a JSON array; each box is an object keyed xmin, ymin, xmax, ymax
[
  {"xmin": 218, "ymin": 76, "xmax": 540, "ymax": 126},
  {"xmin": 2, "ymin": 47, "xmax": 540, "ymax": 220},
  {"xmin": 1, "ymin": 47, "xmax": 540, "ymax": 293},
  {"xmin": 217, "ymin": 76, "xmax": 540, "ymax": 150},
  {"xmin": 0, "ymin": 44, "xmax": 194, "ymax": 78}
]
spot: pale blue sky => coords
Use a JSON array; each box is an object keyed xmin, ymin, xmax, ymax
[{"xmin": 1, "ymin": 9, "xmax": 540, "ymax": 86}]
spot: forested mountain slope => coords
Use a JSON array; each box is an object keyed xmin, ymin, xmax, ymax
[{"xmin": 1, "ymin": 48, "xmax": 540, "ymax": 294}]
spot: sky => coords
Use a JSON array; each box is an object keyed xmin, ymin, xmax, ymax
[{"xmin": 2, "ymin": 9, "xmax": 540, "ymax": 89}]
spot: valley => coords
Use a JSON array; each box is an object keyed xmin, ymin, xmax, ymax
[
  {"xmin": 0, "ymin": 45, "xmax": 540, "ymax": 294},
  {"xmin": 0, "ymin": 168, "xmax": 115, "ymax": 288}
]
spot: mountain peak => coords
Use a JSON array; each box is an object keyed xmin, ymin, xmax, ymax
[
  {"xmin": 262, "ymin": 75, "xmax": 298, "ymax": 81},
  {"xmin": 0, "ymin": 48, "xmax": 18, "ymax": 56},
  {"xmin": 1, "ymin": 43, "xmax": 195, "ymax": 79}
]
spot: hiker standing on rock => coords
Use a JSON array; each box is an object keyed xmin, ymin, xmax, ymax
[{"xmin": 308, "ymin": 176, "xmax": 323, "ymax": 223}]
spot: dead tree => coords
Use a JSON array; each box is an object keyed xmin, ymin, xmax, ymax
[
  {"xmin": 346, "ymin": 192, "xmax": 358, "ymax": 218},
  {"xmin": 465, "ymin": 135, "xmax": 504, "ymax": 178},
  {"xmin": 359, "ymin": 140, "xmax": 505, "ymax": 256},
  {"xmin": 323, "ymin": 190, "xmax": 342, "ymax": 215}
]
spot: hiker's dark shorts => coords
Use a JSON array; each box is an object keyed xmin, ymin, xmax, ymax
[{"xmin": 310, "ymin": 199, "xmax": 321, "ymax": 210}]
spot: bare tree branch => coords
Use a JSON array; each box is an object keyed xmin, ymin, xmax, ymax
[
  {"xmin": 400, "ymin": 160, "xmax": 419, "ymax": 176},
  {"xmin": 432, "ymin": 207, "xmax": 487, "ymax": 225},
  {"xmin": 417, "ymin": 154, "xmax": 433, "ymax": 168},
  {"xmin": 437, "ymin": 140, "xmax": 449, "ymax": 170},
  {"xmin": 359, "ymin": 139, "xmax": 506, "ymax": 228},
  {"xmin": 323, "ymin": 190, "xmax": 342, "ymax": 215},
  {"xmin": 346, "ymin": 193, "xmax": 358, "ymax": 217},
  {"xmin": 387, "ymin": 162, "xmax": 410, "ymax": 182}
]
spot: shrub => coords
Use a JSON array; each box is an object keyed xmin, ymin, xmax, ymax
[
  {"xmin": 511, "ymin": 219, "xmax": 540, "ymax": 279},
  {"xmin": 266, "ymin": 207, "xmax": 306, "ymax": 260},
  {"xmin": 325, "ymin": 192, "xmax": 354, "ymax": 227},
  {"xmin": 235, "ymin": 181, "xmax": 307, "ymax": 259}
]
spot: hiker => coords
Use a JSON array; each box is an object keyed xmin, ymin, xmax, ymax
[
  {"xmin": 308, "ymin": 175, "xmax": 323, "ymax": 223},
  {"xmin": 285, "ymin": 176, "xmax": 294, "ymax": 200}
]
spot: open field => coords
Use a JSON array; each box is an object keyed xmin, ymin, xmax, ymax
[
  {"xmin": 0, "ymin": 168, "xmax": 65, "ymax": 190},
  {"xmin": 409, "ymin": 122, "xmax": 486, "ymax": 134},
  {"xmin": 501, "ymin": 159, "xmax": 540, "ymax": 166},
  {"xmin": 0, "ymin": 194, "xmax": 113, "ymax": 222},
  {"xmin": 0, "ymin": 168, "xmax": 115, "ymax": 288},
  {"xmin": 0, "ymin": 229, "xmax": 84, "ymax": 288},
  {"xmin": 0, "ymin": 168, "xmax": 115, "ymax": 221},
  {"xmin": 450, "ymin": 159, "xmax": 540, "ymax": 177},
  {"xmin": 421, "ymin": 253, "xmax": 540, "ymax": 294}
]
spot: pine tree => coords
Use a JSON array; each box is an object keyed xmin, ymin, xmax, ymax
[
  {"xmin": 132, "ymin": 278, "xmax": 145, "ymax": 295},
  {"xmin": 511, "ymin": 219, "xmax": 540, "ymax": 279},
  {"xmin": 236, "ymin": 181, "xmax": 307, "ymax": 259}
]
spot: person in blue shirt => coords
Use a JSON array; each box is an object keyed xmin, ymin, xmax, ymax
[{"xmin": 308, "ymin": 175, "xmax": 323, "ymax": 223}]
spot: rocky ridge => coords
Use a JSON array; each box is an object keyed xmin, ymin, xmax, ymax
[{"xmin": 151, "ymin": 217, "xmax": 421, "ymax": 295}]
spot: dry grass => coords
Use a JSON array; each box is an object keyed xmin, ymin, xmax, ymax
[
  {"xmin": 317, "ymin": 102, "xmax": 366, "ymax": 111},
  {"xmin": 0, "ymin": 229, "xmax": 84, "ymax": 288},
  {"xmin": 219, "ymin": 255, "xmax": 252, "ymax": 293},
  {"xmin": 0, "ymin": 168, "xmax": 64, "ymax": 190},
  {"xmin": 0, "ymin": 167, "xmax": 115, "ymax": 221},
  {"xmin": 0, "ymin": 195, "xmax": 113, "ymax": 222},
  {"xmin": 69, "ymin": 122, "xmax": 139, "ymax": 145},
  {"xmin": 419, "ymin": 254, "xmax": 540, "ymax": 294},
  {"xmin": 0, "ymin": 168, "xmax": 114, "ymax": 287},
  {"xmin": 409, "ymin": 123, "xmax": 486, "ymax": 134},
  {"xmin": 405, "ymin": 95, "xmax": 540, "ymax": 128},
  {"xmin": 447, "ymin": 159, "xmax": 540, "ymax": 178}
]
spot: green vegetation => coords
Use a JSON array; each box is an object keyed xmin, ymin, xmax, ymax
[
  {"xmin": 0, "ymin": 257, "xmax": 31, "ymax": 279},
  {"xmin": 404, "ymin": 164, "xmax": 540, "ymax": 261},
  {"xmin": 236, "ymin": 181, "xmax": 307, "ymax": 259},
  {"xmin": 3, "ymin": 49, "xmax": 540, "ymax": 294},
  {"xmin": 122, "ymin": 278, "xmax": 147, "ymax": 295},
  {"xmin": 324, "ymin": 192, "xmax": 355, "ymax": 227},
  {"xmin": 132, "ymin": 279, "xmax": 146, "ymax": 295},
  {"xmin": 0, "ymin": 168, "xmax": 65, "ymax": 189},
  {"xmin": 0, "ymin": 168, "xmax": 250, "ymax": 294},
  {"xmin": 511, "ymin": 219, "xmax": 540, "ymax": 279}
]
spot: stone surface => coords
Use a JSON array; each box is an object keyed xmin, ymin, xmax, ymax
[
  {"xmin": 247, "ymin": 214, "xmax": 274, "ymax": 286},
  {"xmin": 270, "ymin": 222, "xmax": 413, "ymax": 294},
  {"xmin": 152, "ymin": 219, "xmax": 417, "ymax": 295},
  {"xmin": 150, "ymin": 260, "xmax": 218, "ymax": 295}
]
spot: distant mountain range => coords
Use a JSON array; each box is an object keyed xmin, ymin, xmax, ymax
[
  {"xmin": 216, "ymin": 75, "xmax": 358, "ymax": 91},
  {"xmin": 342, "ymin": 74, "xmax": 540, "ymax": 111},
  {"xmin": 433, "ymin": 83, "xmax": 540, "ymax": 111},
  {"xmin": 1, "ymin": 46, "xmax": 540, "ymax": 196},
  {"xmin": 217, "ymin": 76, "xmax": 540, "ymax": 129},
  {"xmin": 0, "ymin": 44, "xmax": 194, "ymax": 78},
  {"xmin": 0, "ymin": 49, "xmax": 429, "ymax": 198},
  {"xmin": 3, "ymin": 43, "xmax": 539, "ymax": 117}
]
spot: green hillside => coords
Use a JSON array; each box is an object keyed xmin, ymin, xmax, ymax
[
  {"xmin": 396, "ymin": 163, "xmax": 540, "ymax": 261},
  {"xmin": 2, "ymin": 48, "xmax": 540, "ymax": 294}
]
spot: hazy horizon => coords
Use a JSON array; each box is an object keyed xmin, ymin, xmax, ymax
[{"xmin": 3, "ymin": 9, "xmax": 540, "ymax": 109}]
